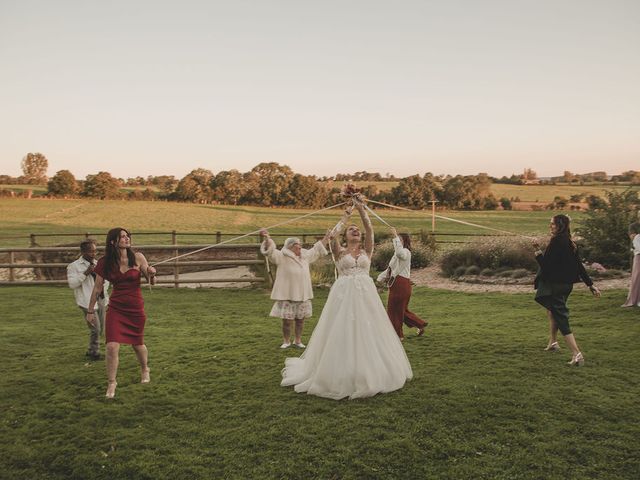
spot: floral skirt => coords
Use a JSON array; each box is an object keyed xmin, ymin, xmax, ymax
[{"xmin": 270, "ymin": 300, "xmax": 312, "ymax": 320}]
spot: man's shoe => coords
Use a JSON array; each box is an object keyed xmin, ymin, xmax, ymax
[
  {"xmin": 293, "ymin": 342, "xmax": 306, "ymax": 349},
  {"xmin": 279, "ymin": 342, "xmax": 291, "ymax": 349}
]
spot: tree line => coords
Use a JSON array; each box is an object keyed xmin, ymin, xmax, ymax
[{"xmin": 3, "ymin": 152, "xmax": 639, "ymax": 210}]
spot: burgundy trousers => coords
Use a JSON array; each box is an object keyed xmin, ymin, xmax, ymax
[{"xmin": 387, "ymin": 276, "xmax": 426, "ymax": 338}]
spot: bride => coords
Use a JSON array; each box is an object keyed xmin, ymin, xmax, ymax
[{"xmin": 281, "ymin": 199, "xmax": 413, "ymax": 400}]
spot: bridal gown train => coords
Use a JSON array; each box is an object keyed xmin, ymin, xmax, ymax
[{"xmin": 281, "ymin": 253, "xmax": 413, "ymax": 400}]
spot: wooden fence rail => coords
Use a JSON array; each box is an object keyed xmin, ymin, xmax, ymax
[
  {"xmin": 0, "ymin": 230, "xmax": 517, "ymax": 287},
  {"xmin": 0, "ymin": 244, "xmax": 267, "ymax": 287},
  {"xmin": 5, "ymin": 230, "xmax": 513, "ymax": 247}
]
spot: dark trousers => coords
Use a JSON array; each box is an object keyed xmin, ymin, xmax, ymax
[
  {"xmin": 535, "ymin": 281, "xmax": 573, "ymax": 335},
  {"xmin": 387, "ymin": 276, "xmax": 427, "ymax": 338}
]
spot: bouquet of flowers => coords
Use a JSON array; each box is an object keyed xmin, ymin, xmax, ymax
[{"xmin": 340, "ymin": 183, "xmax": 364, "ymax": 203}]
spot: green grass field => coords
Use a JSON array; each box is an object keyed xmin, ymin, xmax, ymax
[
  {"xmin": 1, "ymin": 286, "xmax": 638, "ymax": 479},
  {"xmin": 0, "ymin": 198, "xmax": 574, "ymax": 248}
]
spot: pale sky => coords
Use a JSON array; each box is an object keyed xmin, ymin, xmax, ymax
[{"xmin": 1, "ymin": 0, "xmax": 638, "ymax": 180}]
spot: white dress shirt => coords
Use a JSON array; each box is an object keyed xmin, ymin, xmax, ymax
[
  {"xmin": 633, "ymin": 234, "xmax": 640, "ymax": 256},
  {"xmin": 67, "ymin": 257, "xmax": 109, "ymax": 308},
  {"xmin": 377, "ymin": 237, "xmax": 412, "ymax": 282}
]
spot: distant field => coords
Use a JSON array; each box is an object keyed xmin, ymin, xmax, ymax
[
  {"xmin": 0, "ymin": 197, "xmax": 579, "ymax": 247},
  {"xmin": 326, "ymin": 181, "xmax": 639, "ymax": 203},
  {"xmin": 491, "ymin": 183, "xmax": 639, "ymax": 203},
  {"xmin": 0, "ymin": 184, "xmax": 47, "ymax": 194}
]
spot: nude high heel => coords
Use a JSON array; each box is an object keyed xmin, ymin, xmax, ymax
[
  {"xmin": 141, "ymin": 368, "xmax": 151, "ymax": 384},
  {"xmin": 544, "ymin": 342, "xmax": 560, "ymax": 352},
  {"xmin": 567, "ymin": 352, "xmax": 585, "ymax": 366},
  {"xmin": 105, "ymin": 381, "xmax": 117, "ymax": 399}
]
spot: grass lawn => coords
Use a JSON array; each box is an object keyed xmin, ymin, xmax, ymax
[
  {"xmin": 1, "ymin": 198, "xmax": 575, "ymax": 248},
  {"xmin": 1, "ymin": 286, "xmax": 638, "ymax": 479}
]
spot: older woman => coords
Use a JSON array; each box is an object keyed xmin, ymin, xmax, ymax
[
  {"xmin": 260, "ymin": 229, "xmax": 330, "ymax": 348},
  {"xmin": 622, "ymin": 222, "xmax": 640, "ymax": 307},
  {"xmin": 379, "ymin": 227, "xmax": 428, "ymax": 339},
  {"xmin": 534, "ymin": 214, "xmax": 600, "ymax": 366},
  {"xmin": 87, "ymin": 228, "xmax": 156, "ymax": 399}
]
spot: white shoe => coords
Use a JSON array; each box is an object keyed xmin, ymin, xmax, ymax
[
  {"xmin": 294, "ymin": 342, "xmax": 306, "ymax": 349},
  {"xmin": 279, "ymin": 342, "xmax": 291, "ymax": 349}
]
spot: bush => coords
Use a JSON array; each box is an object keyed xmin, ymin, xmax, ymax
[
  {"xmin": 465, "ymin": 265, "xmax": 480, "ymax": 275},
  {"xmin": 453, "ymin": 266, "xmax": 467, "ymax": 277},
  {"xmin": 585, "ymin": 268, "xmax": 625, "ymax": 279},
  {"xmin": 439, "ymin": 237, "xmax": 538, "ymax": 278},
  {"xmin": 479, "ymin": 268, "xmax": 495, "ymax": 277},
  {"xmin": 510, "ymin": 269, "xmax": 530, "ymax": 279},
  {"xmin": 310, "ymin": 257, "xmax": 337, "ymax": 285},
  {"xmin": 578, "ymin": 189, "xmax": 640, "ymax": 268},
  {"xmin": 371, "ymin": 239, "xmax": 434, "ymax": 271}
]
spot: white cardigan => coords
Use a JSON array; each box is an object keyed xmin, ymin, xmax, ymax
[{"xmin": 261, "ymin": 238, "xmax": 328, "ymax": 301}]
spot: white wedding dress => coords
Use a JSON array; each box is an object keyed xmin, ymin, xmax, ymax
[{"xmin": 281, "ymin": 253, "xmax": 413, "ymax": 400}]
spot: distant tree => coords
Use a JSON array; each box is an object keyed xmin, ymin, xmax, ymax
[
  {"xmin": 0, "ymin": 175, "xmax": 19, "ymax": 184},
  {"xmin": 248, "ymin": 162, "xmax": 294, "ymax": 206},
  {"xmin": 391, "ymin": 175, "xmax": 430, "ymax": 208},
  {"xmin": 441, "ymin": 174, "xmax": 492, "ymax": 209},
  {"xmin": 483, "ymin": 194, "xmax": 499, "ymax": 210},
  {"xmin": 83, "ymin": 172, "xmax": 121, "ymax": 199},
  {"xmin": 549, "ymin": 196, "xmax": 569, "ymax": 209},
  {"xmin": 147, "ymin": 175, "xmax": 178, "ymax": 196},
  {"xmin": 173, "ymin": 168, "xmax": 214, "ymax": 203},
  {"xmin": 579, "ymin": 189, "xmax": 640, "ymax": 267},
  {"xmin": 586, "ymin": 194, "xmax": 607, "ymax": 210},
  {"xmin": 288, "ymin": 174, "xmax": 330, "ymax": 208},
  {"xmin": 211, "ymin": 170, "xmax": 245, "ymax": 205},
  {"xmin": 47, "ymin": 170, "xmax": 78, "ymax": 197},
  {"xmin": 128, "ymin": 188, "xmax": 156, "ymax": 201},
  {"xmin": 569, "ymin": 193, "xmax": 584, "ymax": 203},
  {"xmin": 21, "ymin": 152, "xmax": 48, "ymax": 184},
  {"xmin": 523, "ymin": 168, "xmax": 537, "ymax": 181},
  {"xmin": 499, "ymin": 197, "xmax": 512, "ymax": 210},
  {"xmin": 563, "ymin": 171, "xmax": 574, "ymax": 183}
]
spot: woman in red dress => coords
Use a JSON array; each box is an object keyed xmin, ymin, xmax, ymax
[{"xmin": 87, "ymin": 228, "xmax": 156, "ymax": 398}]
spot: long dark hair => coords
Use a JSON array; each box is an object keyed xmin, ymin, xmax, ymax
[
  {"xmin": 104, "ymin": 227, "xmax": 136, "ymax": 277},
  {"xmin": 399, "ymin": 233, "xmax": 412, "ymax": 252},
  {"xmin": 551, "ymin": 214, "xmax": 576, "ymax": 252}
]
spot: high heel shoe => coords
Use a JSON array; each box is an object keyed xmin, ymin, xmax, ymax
[
  {"xmin": 141, "ymin": 368, "xmax": 151, "ymax": 384},
  {"xmin": 544, "ymin": 342, "xmax": 560, "ymax": 352},
  {"xmin": 105, "ymin": 381, "xmax": 117, "ymax": 399},
  {"xmin": 567, "ymin": 352, "xmax": 585, "ymax": 366}
]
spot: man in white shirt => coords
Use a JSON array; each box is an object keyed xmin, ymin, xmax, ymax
[{"xmin": 67, "ymin": 239, "xmax": 109, "ymax": 360}]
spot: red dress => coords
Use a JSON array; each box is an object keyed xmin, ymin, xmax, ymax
[{"xmin": 94, "ymin": 257, "xmax": 146, "ymax": 345}]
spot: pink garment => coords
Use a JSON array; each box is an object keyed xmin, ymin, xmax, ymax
[{"xmin": 622, "ymin": 254, "xmax": 640, "ymax": 307}]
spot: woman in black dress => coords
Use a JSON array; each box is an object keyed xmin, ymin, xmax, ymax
[{"xmin": 534, "ymin": 215, "xmax": 600, "ymax": 366}]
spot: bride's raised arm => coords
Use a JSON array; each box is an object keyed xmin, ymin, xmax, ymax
[
  {"xmin": 329, "ymin": 204, "xmax": 353, "ymax": 257},
  {"xmin": 355, "ymin": 200, "xmax": 374, "ymax": 256}
]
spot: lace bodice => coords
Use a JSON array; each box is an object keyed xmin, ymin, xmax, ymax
[{"xmin": 336, "ymin": 253, "xmax": 371, "ymax": 277}]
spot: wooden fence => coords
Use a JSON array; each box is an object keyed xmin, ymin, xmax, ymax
[
  {"xmin": 0, "ymin": 243, "xmax": 268, "ymax": 287},
  {"xmin": 0, "ymin": 230, "xmax": 514, "ymax": 286}
]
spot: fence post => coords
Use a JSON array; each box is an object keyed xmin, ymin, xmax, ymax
[
  {"xmin": 216, "ymin": 231, "xmax": 222, "ymax": 244},
  {"xmin": 172, "ymin": 231, "xmax": 179, "ymax": 288},
  {"xmin": 9, "ymin": 251, "xmax": 15, "ymax": 282},
  {"xmin": 30, "ymin": 234, "xmax": 36, "ymax": 247},
  {"xmin": 85, "ymin": 232, "xmax": 90, "ymax": 239}
]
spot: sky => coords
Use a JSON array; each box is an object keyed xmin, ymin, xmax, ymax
[{"xmin": 1, "ymin": 0, "xmax": 639, "ymax": 180}]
